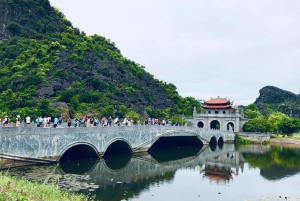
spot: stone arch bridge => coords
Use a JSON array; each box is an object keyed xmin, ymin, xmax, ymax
[{"xmin": 0, "ymin": 126, "xmax": 234, "ymax": 162}]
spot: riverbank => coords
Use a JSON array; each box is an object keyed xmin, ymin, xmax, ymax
[
  {"xmin": 0, "ymin": 172, "xmax": 91, "ymax": 201},
  {"xmin": 271, "ymin": 133, "xmax": 300, "ymax": 146}
]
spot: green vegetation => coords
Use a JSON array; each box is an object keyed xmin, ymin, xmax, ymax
[
  {"xmin": 243, "ymin": 104, "xmax": 300, "ymax": 136},
  {"xmin": 243, "ymin": 146, "xmax": 300, "ymax": 169},
  {"xmin": 0, "ymin": 0, "xmax": 201, "ymax": 121},
  {"xmin": 271, "ymin": 133, "xmax": 300, "ymax": 140},
  {"xmin": 234, "ymin": 133, "xmax": 253, "ymax": 145},
  {"xmin": 0, "ymin": 173, "xmax": 90, "ymax": 201}
]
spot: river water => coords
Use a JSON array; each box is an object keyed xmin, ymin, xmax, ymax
[{"xmin": 7, "ymin": 144, "xmax": 300, "ymax": 201}]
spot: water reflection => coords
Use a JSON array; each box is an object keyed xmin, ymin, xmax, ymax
[
  {"xmin": 242, "ymin": 146, "xmax": 300, "ymax": 180},
  {"xmin": 6, "ymin": 144, "xmax": 300, "ymax": 201}
]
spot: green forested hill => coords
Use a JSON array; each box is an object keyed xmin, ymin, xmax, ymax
[{"xmin": 0, "ymin": 0, "xmax": 201, "ymax": 121}]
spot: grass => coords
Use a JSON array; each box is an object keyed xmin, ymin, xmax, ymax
[
  {"xmin": 0, "ymin": 172, "xmax": 91, "ymax": 201},
  {"xmin": 271, "ymin": 133, "xmax": 300, "ymax": 140}
]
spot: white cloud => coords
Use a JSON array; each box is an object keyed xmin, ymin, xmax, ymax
[{"xmin": 49, "ymin": 0, "xmax": 300, "ymax": 105}]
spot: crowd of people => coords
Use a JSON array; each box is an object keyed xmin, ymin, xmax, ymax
[{"xmin": 1, "ymin": 115, "xmax": 181, "ymax": 128}]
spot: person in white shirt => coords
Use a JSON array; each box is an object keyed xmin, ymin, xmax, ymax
[
  {"xmin": 43, "ymin": 116, "xmax": 47, "ymax": 128},
  {"xmin": 47, "ymin": 116, "xmax": 51, "ymax": 127},
  {"xmin": 26, "ymin": 116, "xmax": 31, "ymax": 127}
]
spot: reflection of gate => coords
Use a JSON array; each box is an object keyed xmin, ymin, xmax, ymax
[
  {"xmin": 197, "ymin": 121, "xmax": 204, "ymax": 128},
  {"xmin": 210, "ymin": 120, "xmax": 221, "ymax": 129},
  {"xmin": 227, "ymin": 122, "xmax": 234, "ymax": 131}
]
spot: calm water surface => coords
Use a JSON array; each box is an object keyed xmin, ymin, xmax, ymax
[{"xmin": 8, "ymin": 144, "xmax": 300, "ymax": 201}]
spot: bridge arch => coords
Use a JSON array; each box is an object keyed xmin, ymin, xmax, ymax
[
  {"xmin": 227, "ymin": 122, "xmax": 235, "ymax": 131},
  {"xmin": 57, "ymin": 142, "xmax": 100, "ymax": 162},
  {"xmin": 210, "ymin": 136, "xmax": 217, "ymax": 144},
  {"xmin": 197, "ymin": 121, "xmax": 204, "ymax": 128},
  {"xmin": 103, "ymin": 155, "xmax": 132, "ymax": 172},
  {"xmin": 210, "ymin": 120, "xmax": 221, "ymax": 130},
  {"xmin": 103, "ymin": 138, "xmax": 132, "ymax": 155}
]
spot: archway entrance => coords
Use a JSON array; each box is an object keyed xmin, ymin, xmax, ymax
[
  {"xmin": 210, "ymin": 120, "xmax": 220, "ymax": 130},
  {"xmin": 104, "ymin": 140, "xmax": 132, "ymax": 156},
  {"xmin": 227, "ymin": 122, "xmax": 234, "ymax": 131},
  {"xmin": 59, "ymin": 144, "xmax": 99, "ymax": 161},
  {"xmin": 197, "ymin": 121, "xmax": 204, "ymax": 128}
]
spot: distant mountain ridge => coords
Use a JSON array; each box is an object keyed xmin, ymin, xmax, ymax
[{"xmin": 255, "ymin": 86, "xmax": 300, "ymax": 117}]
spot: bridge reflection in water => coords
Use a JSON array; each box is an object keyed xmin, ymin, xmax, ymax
[{"xmin": 57, "ymin": 144, "xmax": 245, "ymax": 188}]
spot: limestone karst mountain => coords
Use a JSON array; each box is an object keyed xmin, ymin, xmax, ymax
[
  {"xmin": 0, "ymin": 0, "xmax": 200, "ymax": 119},
  {"xmin": 255, "ymin": 86, "xmax": 300, "ymax": 117}
]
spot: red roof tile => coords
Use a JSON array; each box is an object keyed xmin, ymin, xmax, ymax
[
  {"xmin": 205, "ymin": 98, "xmax": 229, "ymax": 104},
  {"xmin": 202, "ymin": 105, "xmax": 231, "ymax": 109}
]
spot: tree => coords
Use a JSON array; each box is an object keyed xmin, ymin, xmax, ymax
[
  {"xmin": 36, "ymin": 99, "xmax": 56, "ymax": 117},
  {"xmin": 268, "ymin": 112, "xmax": 288, "ymax": 134},
  {"xmin": 125, "ymin": 110, "xmax": 142, "ymax": 125},
  {"xmin": 244, "ymin": 103, "xmax": 260, "ymax": 119},
  {"xmin": 245, "ymin": 109, "xmax": 260, "ymax": 119},
  {"xmin": 278, "ymin": 117, "xmax": 299, "ymax": 136},
  {"xmin": 104, "ymin": 105, "xmax": 115, "ymax": 117},
  {"xmin": 243, "ymin": 116, "xmax": 270, "ymax": 132}
]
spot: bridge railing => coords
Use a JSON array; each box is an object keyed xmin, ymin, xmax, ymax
[{"xmin": 0, "ymin": 124, "xmax": 234, "ymax": 136}]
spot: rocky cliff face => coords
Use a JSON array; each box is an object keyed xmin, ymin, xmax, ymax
[
  {"xmin": 0, "ymin": 0, "xmax": 65, "ymax": 40},
  {"xmin": 255, "ymin": 86, "xmax": 300, "ymax": 117}
]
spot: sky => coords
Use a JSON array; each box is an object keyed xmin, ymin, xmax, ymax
[{"xmin": 49, "ymin": 0, "xmax": 300, "ymax": 105}]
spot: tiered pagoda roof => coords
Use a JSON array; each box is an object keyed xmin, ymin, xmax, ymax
[{"xmin": 202, "ymin": 97, "xmax": 235, "ymax": 112}]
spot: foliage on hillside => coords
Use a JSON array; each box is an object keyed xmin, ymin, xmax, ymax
[
  {"xmin": 0, "ymin": 0, "xmax": 201, "ymax": 121},
  {"xmin": 243, "ymin": 104, "xmax": 300, "ymax": 135}
]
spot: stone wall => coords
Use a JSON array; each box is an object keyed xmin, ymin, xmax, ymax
[{"xmin": 239, "ymin": 132, "xmax": 270, "ymax": 144}]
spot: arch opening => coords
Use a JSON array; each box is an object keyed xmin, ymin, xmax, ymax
[
  {"xmin": 209, "ymin": 143, "xmax": 217, "ymax": 152},
  {"xmin": 104, "ymin": 140, "xmax": 132, "ymax": 156},
  {"xmin": 59, "ymin": 144, "xmax": 99, "ymax": 162},
  {"xmin": 148, "ymin": 136, "xmax": 203, "ymax": 162},
  {"xmin": 104, "ymin": 153, "xmax": 132, "ymax": 171},
  {"xmin": 197, "ymin": 121, "xmax": 204, "ymax": 128},
  {"xmin": 227, "ymin": 122, "xmax": 234, "ymax": 131},
  {"xmin": 218, "ymin": 137, "xmax": 224, "ymax": 149},
  {"xmin": 59, "ymin": 159, "xmax": 97, "ymax": 175},
  {"xmin": 210, "ymin": 120, "xmax": 220, "ymax": 130}
]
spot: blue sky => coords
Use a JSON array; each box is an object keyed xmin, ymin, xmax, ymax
[{"xmin": 49, "ymin": 0, "xmax": 300, "ymax": 105}]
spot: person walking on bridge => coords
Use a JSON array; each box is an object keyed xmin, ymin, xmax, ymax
[
  {"xmin": 67, "ymin": 117, "xmax": 72, "ymax": 128},
  {"xmin": 26, "ymin": 116, "xmax": 30, "ymax": 127}
]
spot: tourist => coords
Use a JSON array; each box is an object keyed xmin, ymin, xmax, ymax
[
  {"xmin": 3, "ymin": 116, "xmax": 9, "ymax": 127},
  {"xmin": 74, "ymin": 118, "xmax": 79, "ymax": 128},
  {"xmin": 127, "ymin": 118, "xmax": 132, "ymax": 126},
  {"xmin": 90, "ymin": 117, "xmax": 94, "ymax": 127},
  {"xmin": 58, "ymin": 116, "xmax": 63, "ymax": 128},
  {"xmin": 43, "ymin": 116, "xmax": 48, "ymax": 128},
  {"xmin": 95, "ymin": 117, "xmax": 99, "ymax": 126},
  {"xmin": 114, "ymin": 117, "xmax": 119, "ymax": 126},
  {"xmin": 162, "ymin": 119, "xmax": 166, "ymax": 126},
  {"xmin": 47, "ymin": 116, "xmax": 51, "ymax": 127},
  {"xmin": 26, "ymin": 116, "xmax": 30, "ymax": 127},
  {"xmin": 108, "ymin": 116, "xmax": 112, "ymax": 126},
  {"xmin": 35, "ymin": 116, "xmax": 41, "ymax": 127},
  {"xmin": 80, "ymin": 118, "xmax": 84, "ymax": 127},
  {"xmin": 53, "ymin": 117, "xmax": 58, "ymax": 128},
  {"xmin": 67, "ymin": 117, "xmax": 72, "ymax": 128},
  {"xmin": 84, "ymin": 116, "xmax": 88, "ymax": 127},
  {"xmin": 16, "ymin": 115, "xmax": 21, "ymax": 127},
  {"xmin": 175, "ymin": 121, "xmax": 179, "ymax": 126}
]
